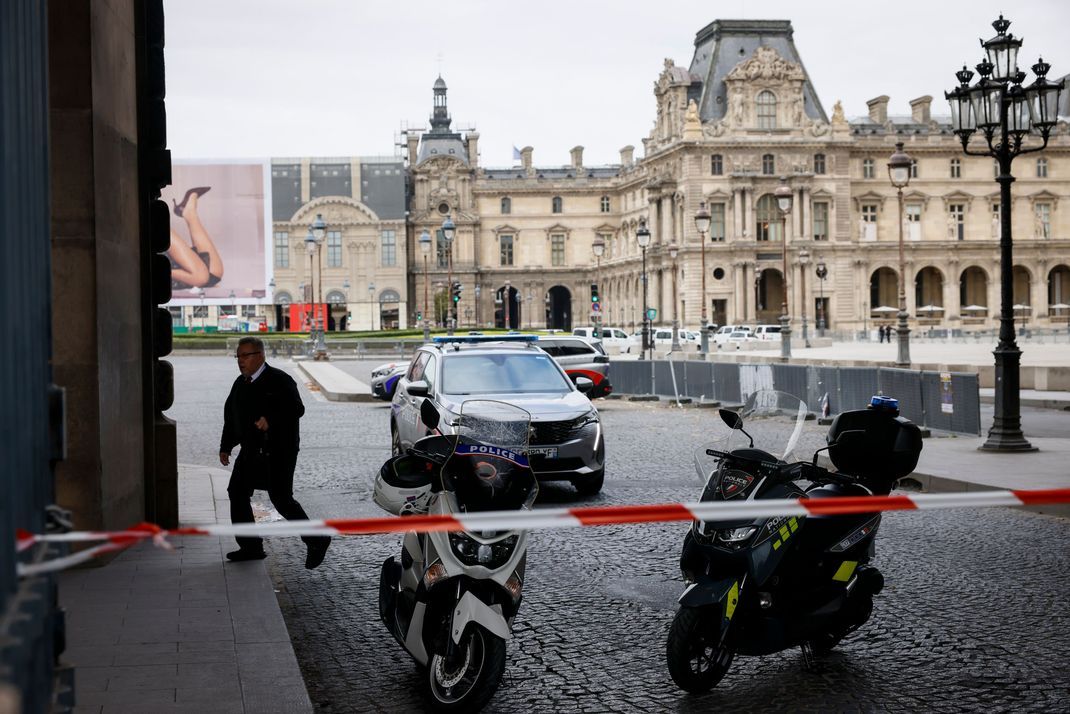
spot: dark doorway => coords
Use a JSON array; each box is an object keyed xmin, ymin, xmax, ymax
[
  {"xmin": 495, "ymin": 285, "xmax": 521, "ymax": 329},
  {"xmin": 546, "ymin": 285, "xmax": 571, "ymax": 330}
]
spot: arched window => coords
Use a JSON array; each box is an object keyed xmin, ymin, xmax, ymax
[
  {"xmin": 274, "ymin": 291, "xmax": 293, "ymax": 306},
  {"xmin": 326, "ymin": 291, "xmax": 347, "ymax": 305},
  {"xmin": 379, "ymin": 289, "xmax": 401, "ymax": 304},
  {"xmin": 756, "ymin": 91, "xmax": 777, "ymax": 129},
  {"xmin": 500, "ymin": 196, "xmax": 511, "ymax": 214},
  {"xmin": 552, "ymin": 196, "xmax": 563, "ymax": 213},
  {"xmin": 762, "ymin": 154, "xmax": 775, "ymax": 175},
  {"xmin": 755, "ymin": 195, "xmax": 781, "ymax": 242}
]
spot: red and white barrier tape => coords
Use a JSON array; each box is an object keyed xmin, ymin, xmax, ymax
[{"xmin": 16, "ymin": 488, "xmax": 1070, "ymax": 577}]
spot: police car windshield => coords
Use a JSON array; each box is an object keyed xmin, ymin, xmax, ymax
[{"xmin": 442, "ymin": 353, "xmax": 571, "ymax": 395}]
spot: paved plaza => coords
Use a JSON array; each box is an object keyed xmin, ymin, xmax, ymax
[{"xmin": 131, "ymin": 356, "xmax": 1070, "ymax": 712}]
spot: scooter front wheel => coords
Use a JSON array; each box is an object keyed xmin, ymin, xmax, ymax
[
  {"xmin": 425, "ymin": 625, "xmax": 506, "ymax": 712},
  {"xmin": 666, "ymin": 606, "xmax": 734, "ymax": 693}
]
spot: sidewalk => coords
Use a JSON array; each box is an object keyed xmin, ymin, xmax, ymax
[
  {"xmin": 58, "ymin": 465, "xmax": 312, "ymax": 714},
  {"xmin": 910, "ymin": 436, "xmax": 1070, "ymax": 517},
  {"xmin": 979, "ymin": 387, "xmax": 1070, "ymax": 410}
]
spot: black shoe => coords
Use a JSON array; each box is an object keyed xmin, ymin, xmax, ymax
[
  {"xmin": 305, "ymin": 538, "xmax": 330, "ymax": 570},
  {"xmin": 226, "ymin": 548, "xmax": 266, "ymax": 562}
]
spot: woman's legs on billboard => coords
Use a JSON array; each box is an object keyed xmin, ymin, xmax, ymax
[
  {"xmin": 168, "ymin": 229, "xmax": 210, "ymax": 287},
  {"xmin": 181, "ymin": 191, "xmax": 224, "ymax": 286}
]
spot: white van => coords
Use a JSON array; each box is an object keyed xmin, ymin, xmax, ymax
[
  {"xmin": 573, "ymin": 326, "xmax": 634, "ymax": 353},
  {"xmin": 752, "ymin": 324, "xmax": 782, "ymax": 341},
  {"xmin": 713, "ymin": 325, "xmax": 753, "ymax": 345}
]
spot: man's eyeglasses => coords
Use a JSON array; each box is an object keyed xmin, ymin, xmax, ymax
[{"xmin": 235, "ymin": 351, "xmax": 263, "ymax": 360}]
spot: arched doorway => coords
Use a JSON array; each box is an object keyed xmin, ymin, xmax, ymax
[
  {"xmin": 274, "ymin": 291, "xmax": 293, "ymax": 331},
  {"xmin": 1012, "ymin": 266, "xmax": 1032, "ymax": 322},
  {"xmin": 959, "ymin": 266, "xmax": 989, "ymax": 317},
  {"xmin": 869, "ymin": 268, "xmax": 899, "ymax": 315},
  {"xmin": 1048, "ymin": 264, "xmax": 1070, "ymax": 318},
  {"xmin": 546, "ymin": 285, "xmax": 571, "ymax": 330},
  {"xmin": 756, "ymin": 269, "xmax": 784, "ymax": 324},
  {"xmin": 326, "ymin": 290, "xmax": 346, "ymax": 331},
  {"xmin": 914, "ymin": 267, "xmax": 944, "ymax": 320},
  {"xmin": 379, "ymin": 289, "xmax": 400, "ymax": 330},
  {"xmin": 495, "ymin": 285, "xmax": 521, "ymax": 329}
]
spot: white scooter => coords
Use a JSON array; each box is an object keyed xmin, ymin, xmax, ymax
[{"xmin": 374, "ymin": 399, "xmax": 536, "ymax": 712}]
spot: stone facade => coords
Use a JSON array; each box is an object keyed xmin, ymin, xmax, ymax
[{"xmin": 272, "ymin": 19, "xmax": 1070, "ymax": 335}]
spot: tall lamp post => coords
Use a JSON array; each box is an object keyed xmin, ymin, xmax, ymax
[
  {"xmin": 441, "ymin": 215, "xmax": 456, "ymax": 335},
  {"xmin": 816, "ymin": 258, "xmax": 828, "ymax": 336},
  {"xmin": 474, "ymin": 285, "xmax": 481, "ymax": 328},
  {"xmin": 694, "ymin": 202, "xmax": 711, "ymax": 357},
  {"xmin": 636, "ymin": 218, "xmax": 651, "ymax": 361},
  {"xmin": 419, "ymin": 229, "xmax": 432, "ymax": 341},
  {"xmin": 342, "ymin": 278, "xmax": 350, "ymax": 331},
  {"xmin": 945, "ymin": 14, "xmax": 1062, "ymax": 452},
  {"xmin": 503, "ymin": 279, "xmax": 511, "ymax": 330},
  {"xmin": 798, "ymin": 249, "xmax": 811, "ymax": 348},
  {"xmin": 592, "ymin": 235, "xmax": 605, "ymax": 338},
  {"xmin": 669, "ymin": 243, "xmax": 680, "ymax": 351},
  {"xmin": 888, "ymin": 142, "xmax": 914, "ymax": 366},
  {"xmin": 304, "ymin": 226, "xmax": 326, "ymax": 359},
  {"xmin": 774, "ymin": 179, "xmax": 794, "ymax": 360},
  {"xmin": 368, "ymin": 282, "xmax": 376, "ymax": 331}
]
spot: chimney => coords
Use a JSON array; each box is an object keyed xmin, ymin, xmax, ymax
[
  {"xmin": 520, "ymin": 146, "xmax": 534, "ymax": 175},
  {"xmin": 570, "ymin": 145, "xmax": 584, "ymax": 170},
  {"xmin": 909, "ymin": 95, "xmax": 932, "ymax": 123},
  {"xmin": 466, "ymin": 131, "xmax": 479, "ymax": 166},
  {"xmin": 406, "ymin": 133, "xmax": 419, "ymax": 166},
  {"xmin": 620, "ymin": 145, "xmax": 635, "ymax": 167},
  {"xmin": 867, "ymin": 95, "xmax": 890, "ymax": 124}
]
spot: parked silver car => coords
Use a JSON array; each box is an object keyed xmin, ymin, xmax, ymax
[{"xmin": 390, "ymin": 336, "xmax": 605, "ymax": 495}]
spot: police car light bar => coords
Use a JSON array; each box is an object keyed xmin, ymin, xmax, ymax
[{"xmin": 432, "ymin": 334, "xmax": 540, "ymax": 344}]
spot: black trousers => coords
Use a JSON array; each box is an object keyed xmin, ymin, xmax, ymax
[{"xmin": 227, "ymin": 449, "xmax": 325, "ymax": 551}]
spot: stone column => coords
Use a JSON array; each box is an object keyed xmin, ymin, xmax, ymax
[
  {"xmin": 800, "ymin": 187, "xmax": 810, "ymax": 240},
  {"xmin": 733, "ymin": 188, "xmax": 743, "ymax": 240},
  {"xmin": 743, "ymin": 189, "xmax": 752, "ymax": 238}
]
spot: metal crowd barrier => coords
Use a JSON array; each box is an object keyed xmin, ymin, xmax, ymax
[{"xmin": 610, "ymin": 360, "xmax": 981, "ymax": 436}]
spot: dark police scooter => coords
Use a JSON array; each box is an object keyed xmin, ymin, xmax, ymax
[{"xmin": 667, "ymin": 390, "xmax": 922, "ymax": 693}]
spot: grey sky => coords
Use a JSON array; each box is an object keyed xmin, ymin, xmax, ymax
[{"xmin": 164, "ymin": 0, "xmax": 1068, "ymax": 167}]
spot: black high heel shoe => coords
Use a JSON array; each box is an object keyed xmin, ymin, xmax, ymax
[{"xmin": 173, "ymin": 186, "xmax": 211, "ymax": 217}]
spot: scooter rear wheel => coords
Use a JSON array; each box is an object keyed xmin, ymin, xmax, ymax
[
  {"xmin": 425, "ymin": 625, "xmax": 506, "ymax": 712},
  {"xmin": 666, "ymin": 606, "xmax": 734, "ymax": 693}
]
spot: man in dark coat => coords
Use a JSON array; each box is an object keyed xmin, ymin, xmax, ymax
[{"xmin": 219, "ymin": 336, "xmax": 330, "ymax": 568}]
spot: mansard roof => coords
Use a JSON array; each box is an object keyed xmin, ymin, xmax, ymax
[{"xmin": 688, "ymin": 19, "xmax": 827, "ymax": 124}]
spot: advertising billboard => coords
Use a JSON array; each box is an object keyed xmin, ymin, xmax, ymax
[{"xmin": 163, "ymin": 161, "xmax": 270, "ymax": 304}]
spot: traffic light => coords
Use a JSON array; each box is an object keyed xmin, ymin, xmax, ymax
[
  {"xmin": 590, "ymin": 283, "xmax": 600, "ymax": 311},
  {"xmin": 452, "ymin": 282, "xmax": 462, "ymax": 303}
]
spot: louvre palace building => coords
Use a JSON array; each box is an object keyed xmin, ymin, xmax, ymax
[{"xmin": 266, "ymin": 19, "xmax": 1070, "ymax": 335}]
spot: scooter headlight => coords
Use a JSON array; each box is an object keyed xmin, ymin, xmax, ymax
[
  {"xmin": 448, "ymin": 532, "xmax": 518, "ymax": 568},
  {"xmin": 716, "ymin": 526, "xmax": 757, "ymax": 544}
]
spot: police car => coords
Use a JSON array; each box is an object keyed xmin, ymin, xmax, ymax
[{"xmin": 390, "ymin": 335, "xmax": 606, "ymax": 495}]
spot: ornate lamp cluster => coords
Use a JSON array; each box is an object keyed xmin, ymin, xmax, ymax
[{"xmin": 945, "ymin": 15, "xmax": 1064, "ymax": 156}]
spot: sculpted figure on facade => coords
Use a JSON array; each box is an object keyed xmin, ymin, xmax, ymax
[
  {"xmin": 792, "ymin": 87, "xmax": 804, "ymax": 127},
  {"xmin": 831, "ymin": 100, "xmax": 847, "ymax": 126}
]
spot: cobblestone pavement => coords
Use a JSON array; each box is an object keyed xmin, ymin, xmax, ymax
[{"xmin": 170, "ymin": 356, "xmax": 1070, "ymax": 713}]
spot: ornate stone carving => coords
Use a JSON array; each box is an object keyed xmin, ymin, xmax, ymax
[
  {"xmin": 726, "ymin": 46, "xmax": 805, "ymax": 82},
  {"xmin": 831, "ymin": 100, "xmax": 847, "ymax": 126}
]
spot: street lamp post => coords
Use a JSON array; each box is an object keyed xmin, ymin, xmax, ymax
[
  {"xmin": 474, "ymin": 285, "xmax": 481, "ymax": 327},
  {"xmin": 503, "ymin": 279, "xmax": 511, "ymax": 330},
  {"xmin": 798, "ymin": 250, "xmax": 811, "ymax": 348},
  {"xmin": 694, "ymin": 202, "xmax": 711, "ymax": 358},
  {"xmin": 669, "ymin": 243, "xmax": 680, "ymax": 351},
  {"xmin": 342, "ymin": 278, "xmax": 350, "ymax": 331},
  {"xmin": 441, "ymin": 216, "xmax": 456, "ymax": 335},
  {"xmin": 945, "ymin": 14, "xmax": 1062, "ymax": 452},
  {"xmin": 775, "ymin": 179, "xmax": 794, "ymax": 360},
  {"xmin": 888, "ymin": 142, "xmax": 914, "ymax": 366},
  {"xmin": 592, "ymin": 235, "xmax": 605, "ymax": 339},
  {"xmin": 419, "ymin": 229, "xmax": 431, "ymax": 341},
  {"xmin": 816, "ymin": 258, "xmax": 828, "ymax": 336},
  {"xmin": 368, "ymin": 282, "xmax": 376, "ymax": 331},
  {"xmin": 636, "ymin": 218, "xmax": 651, "ymax": 361},
  {"xmin": 307, "ymin": 214, "xmax": 328, "ymax": 359}
]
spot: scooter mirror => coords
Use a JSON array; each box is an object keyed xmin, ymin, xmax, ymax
[
  {"xmin": 420, "ymin": 398, "xmax": 441, "ymax": 431},
  {"xmin": 719, "ymin": 408, "xmax": 743, "ymax": 430}
]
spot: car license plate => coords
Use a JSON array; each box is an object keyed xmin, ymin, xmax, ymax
[{"xmin": 527, "ymin": 447, "xmax": 558, "ymax": 459}]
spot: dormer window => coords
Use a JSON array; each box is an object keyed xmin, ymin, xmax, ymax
[{"xmin": 756, "ymin": 91, "xmax": 777, "ymax": 129}]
